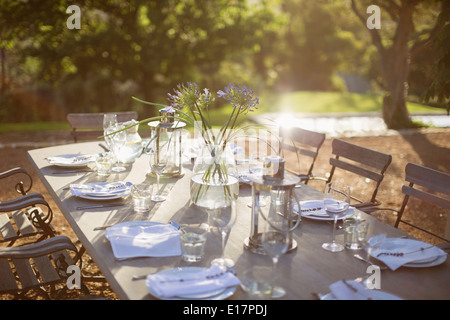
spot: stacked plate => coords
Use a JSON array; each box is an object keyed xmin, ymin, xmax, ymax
[
  {"xmin": 371, "ymin": 238, "xmax": 447, "ymax": 270},
  {"xmin": 146, "ymin": 266, "xmax": 240, "ymax": 300},
  {"xmin": 294, "ymin": 200, "xmax": 354, "ymax": 221},
  {"xmin": 47, "ymin": 153, "xmax": 97, "ymax": 167},
  {"xmin": 70, "ymin": 181, "xmax": 131, "ymax": 200}
]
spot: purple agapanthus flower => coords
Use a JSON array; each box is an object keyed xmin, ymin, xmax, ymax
[
  {"xmin": 167, "ymin": 82, "xmax": 202, "ymax": 110},
  {"xmin": 217, "ymin": 83, "xmax": 259, "ymax": 114}
]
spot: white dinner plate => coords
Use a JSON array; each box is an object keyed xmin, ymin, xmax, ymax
[
  {"xmin": 371, "ymin": 238, "xmax": 447, "ymax": 268},
  {"xmin": 73, "ymin": 182, "xmax": 131, "ymax": 200},
  {"xmin": 47, "ymin": 153, "xmax": 97, "ymax": 167},
  {"xmin": 146, "ymin": 267, "xmax": 237, "ymax": 300},
  {"xmin": 293, "ymin": 201, "xmax": 354, "ymax": 221},
  {"xmin": 321, "ymin": 290, "xmax": 403, "ymax": 300}
]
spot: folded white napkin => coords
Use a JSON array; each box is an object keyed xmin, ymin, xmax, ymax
[
  {"xmin": 329, "ymin": 280, "xmax": 379, "ymax": 300},
  {"xmin": 106, "ymin": 222, "xmax": 181, "ymax": 260},
  {"xmin": 295, "ymin": 200, "xmax": 354, "ymax": 217},
  {"xmin": 47, "ymin": 154, "xmax": 96, "ymax": 164},
  {"xmin": 70, "ymin": 182, "xmax": 130, "ymax": 197},
  {"xmin": 147, "ymin": 264, "xmax": 241, "ymax": 298},
  {"xmin": 371, "ymin": 239, "xmax": 447, "ymax": 271}
]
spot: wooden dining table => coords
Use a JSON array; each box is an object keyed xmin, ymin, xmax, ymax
[{"xmin": 27, "ymin": 141, "xmax": 450, "ymax": 300}]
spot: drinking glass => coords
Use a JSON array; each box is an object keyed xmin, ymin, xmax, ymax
[
  {"xmin": 110, "ymin": 124, "xmax": 127, "ymax": 172},
  {"xmin": 247, "ymin": 153, "xmax": 267, "ymax": 208},
  {"xmin": 261, "ymin": 209, "xmax": 290, "ymax": 298},
  {"xmin": 321, "ymin": 182, "xmax": 350, "ymax": 252},
  {"xmin": 103, "ymin": 113, "xmax": 117, "ymax": 150},
  {"xmin": 208, "ymin": 199, "xmax": 237, "ymax": 268},
  {"xmin": 355, "ymin": 228, "xmax": 386, "ymax": 286},
  {"xmin": 149, "ymin": 146, "xmax": 169, "ymax": 202}
]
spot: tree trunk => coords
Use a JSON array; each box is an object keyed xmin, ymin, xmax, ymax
[{"xmin": 379, "ymin": 3, "xmax": 416, "ymax": 129}]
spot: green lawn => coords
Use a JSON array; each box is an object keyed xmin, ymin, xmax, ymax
[{"xmin": 0, "ymin": 91, "xmax": 441, "ymax": 131}]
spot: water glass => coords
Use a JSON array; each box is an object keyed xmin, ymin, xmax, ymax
[
  {"xmin": 131, "ymin": 183, "xmax": 153, "ymax": 212},
  {"xmin": 242, "ymin": 266, "xmax": 274, "ymax": 300},
  {"xmin": 343, "ymin": 215, "xmax": 369, "ymax": 250},
  {"xmin": 180, "ymin": 224, "xmax": 209, "ymax": 262},
  {"xmin": 96, "ymin": 155, "xmax": 113, "ymax": 176}
]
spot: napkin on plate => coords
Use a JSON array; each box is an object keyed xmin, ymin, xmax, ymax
[
  {"xmin": 146, "ymin": 264, "xmax": 242, "ymax": 298},
  {"xmin": 371, "ymin": 240, "xmax": 447, "ymax": 271},
  {"xmin": 106, "ymin": 222, "xmax": 181, "ymax": 260},
  {"xmin": 47, "ymin": 154, "xmax": 96, "ymax": 164},
  {"xmin": 329, "ymin": 280, "xmax": 379, "ymax": 300},
  {"xmin": 70, "ymin": 182, "xmax": 130, "ymax": 197},
  {"xmin": 296, "ymin": 200, "xmax": 354, "ymax": 217}
]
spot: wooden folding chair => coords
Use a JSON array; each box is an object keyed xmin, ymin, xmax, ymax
[
  {"xmin": 279, "ymin": 127, "xmax": 326, "ymax": 184},
  {"xmin": 0, "ymin": 235, "xmax": 90, "ymax": 299},
  {"xmin": 321, "ymin": 138, "xmax": 392, "ymax": 211},
  {"xmin": 67, "ymin": 111, "xmax": 138, "ymax": 143},
  {"xmin": 0, "ymin": 168, "xmax": 55, "ymax": 246},
  {"xmin": 394, "ymin": 163, "xmax": 450, "ymax": 243}
]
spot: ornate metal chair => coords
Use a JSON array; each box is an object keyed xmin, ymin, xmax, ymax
[
  {"xmin": 0, "ymin": 168, "xmax": 55, "ymax": 246},
  {"xmin": 0, "ymin": 235, "xmax": 90, "ymax": 299},
  {"xmin": 278, "ymin": 127, "xmax": 326, "ymax": 184},
  {"xmin": 67, "ymin": 111, "xmax": 138, "ymax": 143}
]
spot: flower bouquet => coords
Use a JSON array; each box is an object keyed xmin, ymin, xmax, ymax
[{"xmin": 133, "ymin": 82, "xmax": 259, "ymax": 207}]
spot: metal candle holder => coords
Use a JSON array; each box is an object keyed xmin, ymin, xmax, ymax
[
  {"xmin": 244, "ymin": 155, "xmax": 301, "ymax": 255},
  {"xmin": 147, "ymin": 109, "xmax": 186, "ymax": 178}
]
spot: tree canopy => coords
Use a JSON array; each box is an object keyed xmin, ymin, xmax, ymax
[{"xmin": 0, "ymin": 0, "xmax": 446, "ymax": 126}]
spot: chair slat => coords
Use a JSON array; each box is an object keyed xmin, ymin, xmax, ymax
[
  {"xmin": 405, "ymin": 163, "xmax": 450, "ymax": 195},
  {"xmin": 330, "ymin": 158, "xmax": 383, "ymax": 182},
  {"xmin": 0, "ymin": 213, "xmax": 17, "ymax": 241},
  {"xmin": 12, "ymin": 210, "xmax": 37, "ymax": 236},
  {"xmin": 402, "ymin": 185, "xmax": 450, "ymax": 210},
  {"xmin": 12, "ymin": 258, "xmax": 40, "ymax": 289},
  {"xmin": 332, "ymin": 139, "xmax": 392, "ymax": 171},
  {"xmin": 33, "ymin": 256, "xmax": 61, "ymax": 283},
  {"xmin": 0, "ymin": 258, "xmax": 18, "ymax": 292}
]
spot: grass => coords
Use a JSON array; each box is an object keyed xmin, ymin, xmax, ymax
[{"xmin": 0, "ymin": 91, "xmax": 442, "ymax": 131}]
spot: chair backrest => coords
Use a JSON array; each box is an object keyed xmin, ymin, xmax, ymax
[
  {"xmin": 395, "ymin": 163, "xmax": 450, "ymax": 242},
  {"xmin": 279, "ymin": 127, "xmax": 326, "ymax": 183},
  {"xmin": 328, "ymin": 138, "xmax": 392, "ymax": 208},
  {"xmin": 67, "ymin": 111, "xmax": 138, "ymax": 142}
]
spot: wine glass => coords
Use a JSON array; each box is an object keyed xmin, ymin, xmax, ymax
[
  {"xmin": 103, "ymin": 113, "xmax": 117, "ymax": 150},
  {"xmin": 261, "ymin": 207, "xmax": 290, "ymax": 298},
  {"xmin": 110, "ymin": 124, "xmax": 127, "ymax": 172},
  {"xmin": 321, "ymin": 182, "xmax": 350, "ymax": 252},
  {"xmin": 208, "ymin": 199, "xmax": 237, "ymax": 268},
  {"xmin": 149, "ymin": 145, "xmax": 169, "ymax": 202}
]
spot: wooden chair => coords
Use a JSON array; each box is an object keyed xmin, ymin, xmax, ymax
[
  {"xmin": 0, "ymin": 235, "xmax": 90, "ymax": 299},
  {"xmin": 67, "ymin": 111, "xmax": 138, "ymax": 143},
  {"xmin": 0, "ymin": 168, "xmax": 55, "ymax": 246},
  {"xmin": 394, "ymin": 163, "xmax": 450, "ymax": 242},
  {"xmin": 278, "ymin": 127, "xmax": 326, "ymax": 184},
  {"xmin": 320, "ymin": 139, "xmax": 392, "ymax": 211}
]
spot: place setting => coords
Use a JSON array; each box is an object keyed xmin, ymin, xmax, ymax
[
  {"xmin": 46, "ymin": 153, "xmax": 99, "ymax": 168},
  {"xmin": 102, "ymin": 217, "xmax": 242, "ymax": 300}
]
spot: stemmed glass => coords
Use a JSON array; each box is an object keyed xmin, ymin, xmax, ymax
[
  {"xmin": 208, "ymin": 199, "xmax": 237, "ymax": 268},
  {"xmin": 261, "ymin": 206, "xmax": 290, "ymax": 298},
  {"xmin": 103, "ymin": 113, "xmax": 117, "ymax": 150},
  {"xmin": 110, "ymin": 123, "xmax": 127, "ymax": 172},
  {"xmin": 149, "ymin": 145, "xmax": 169, "ymax": 202},
  {"xmin": 322, "ymin": 182, "xmax": 350, "ymax": 252}
]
